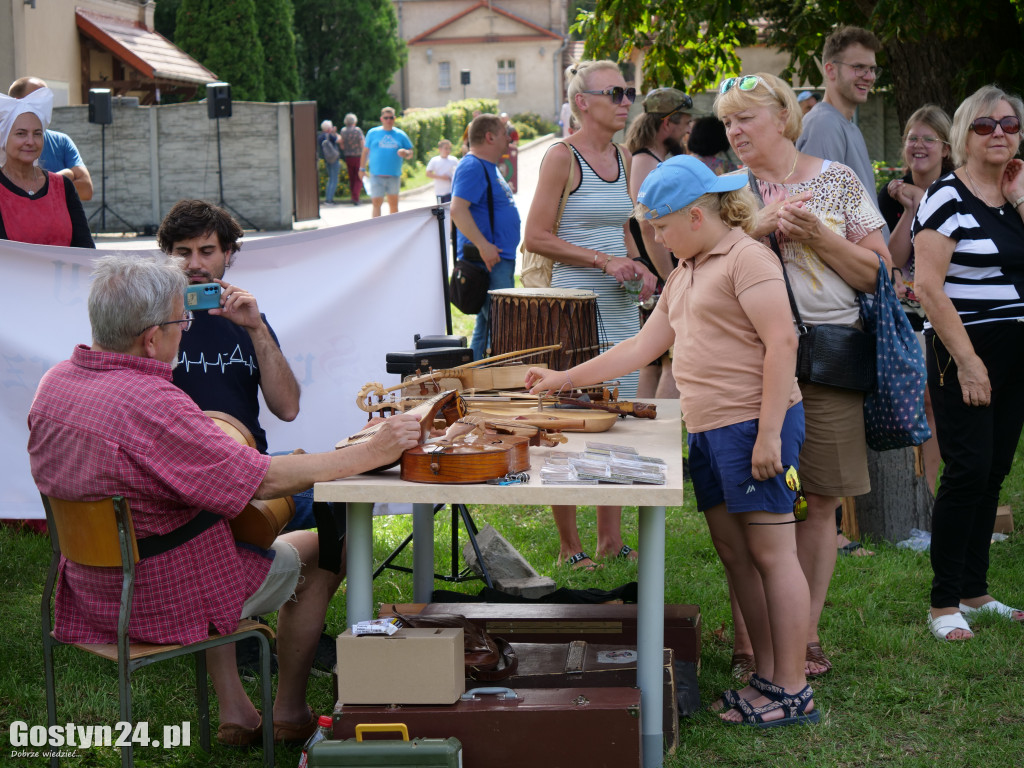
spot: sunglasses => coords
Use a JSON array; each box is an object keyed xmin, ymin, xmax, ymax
[
  {"xmin": 660, "ymin": 95, "xmax": 694, "ymax": 122},
  {"xmin": 581, "ymin": 86, "xmax": 637, "ymax": 105},
  {"xmin": 969, "ymin": 116, "xmax": 1021, "ymax": 136},
  {"xmin": 718, "ymin": 75, "xmax": 777, "ymax": 99},
  {"xmin": 784, "ymin": 465, "xmax": 808, "ymax": 522},
  {"xmin": 381, "ymin": 115, "xmax": 396, "ymax": 120}
]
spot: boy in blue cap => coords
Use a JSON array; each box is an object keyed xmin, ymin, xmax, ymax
[{"xmin": 526, "ymin": 155, "xmax": 817, "ymax": 728}]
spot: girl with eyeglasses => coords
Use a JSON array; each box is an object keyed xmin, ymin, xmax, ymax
[
  {"xmin": 877, "ymin": 104, "xmax": 953, "ymax": 498},
  {"xmin": 523, "ymin": 60, "xmax": 657, "ymax": 572},
  {"xmin": 914, "ymin": 85, "xmax": 1024, "ymax": 641}
]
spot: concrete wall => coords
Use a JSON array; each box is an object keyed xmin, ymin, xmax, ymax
[{"xmin": 49, "ymin": 100, "xmax": 306, "ymax": 232}]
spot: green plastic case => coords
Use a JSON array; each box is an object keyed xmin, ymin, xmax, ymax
[{"xmin": 307, "ymin": 723, "xmax": 462, "ymax": 767}]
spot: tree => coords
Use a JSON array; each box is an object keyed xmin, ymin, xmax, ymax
[
  {"xmin": 258, "ymin": 0, "xmax": 301, "ymax": 102},
  {"xmin": 175, "ymin": 0, "xmax": 266, "ymax": 101},
  {"xmin": 292, "ymin": 0, "xmax": 406, "ymax": 125},
  {"xmin": 576, "ymin": 0, "xmax": 1024, "ymax": 126}
]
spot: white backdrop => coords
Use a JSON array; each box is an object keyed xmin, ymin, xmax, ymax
[{"xmin": 1, "ymin": 207, "xmax": 449, "ymax": 518}]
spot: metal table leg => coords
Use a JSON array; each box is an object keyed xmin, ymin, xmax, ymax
[{"xmin": 637, "ymin": 504, "xmax": 666, "ymax": 768}]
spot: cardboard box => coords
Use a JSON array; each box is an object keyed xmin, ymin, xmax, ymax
[
  {"xmin": 336, "ymin": 628, "xmax": 464, "ymax": 705},
  {"xmin": 995, "ymin": 505, "xmax": 1015, "ymax": 534}
]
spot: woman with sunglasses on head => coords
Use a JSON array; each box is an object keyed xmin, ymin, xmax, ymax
[
  {"xmin": 523, "ymin": 60, "xmax": 657, "ymax": 571},
  {"xmin": 913, "ymin": 85, "xmax": 1024, "ymax": 641},
  {"xmin": 877, "ymin": 105, "xmax": 953, "ymax": 498},
  {"xmin": 0, "ymin": 87, "xmax": 93, "ymax": 248},
  {"xmin": 715, "ymin": 73, "xmax": 890, "ymax": 682}
]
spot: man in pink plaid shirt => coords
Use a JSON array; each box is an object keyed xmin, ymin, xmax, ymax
[{"xmin": 28, "ymin": 252, "xmax": 421, "ymax": 748}]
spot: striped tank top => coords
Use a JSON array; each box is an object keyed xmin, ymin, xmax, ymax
[{"xmin": 551, "ymin": 144, "xmax": 641, "ymax": 397}]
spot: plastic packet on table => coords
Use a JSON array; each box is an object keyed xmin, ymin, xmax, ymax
[
  {"xmin": 585, "ymin": 441, "xmax": 637, "ymax": 456},
  {"xmin": 568, "ymin": 457, "xmax": 611, "ymax": 477},
  {"xmin": 543, "ymin": 450, "xmax": 583, "ymax": 465},
  {"xmin": 540, "ymin": 463, "xmax": 598, "ymax": 485}
]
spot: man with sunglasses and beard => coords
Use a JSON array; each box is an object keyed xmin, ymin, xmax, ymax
[
  {"xmin": 797, "ymin": 25, "xmax": 884, "ymax": 214},
  {"xmin": 360, "ymin": 106, "xmax": 414, "ymax": 217}
]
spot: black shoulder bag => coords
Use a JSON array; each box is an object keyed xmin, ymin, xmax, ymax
[
  {"xmin": 748, "ymin": 171, "xmax": 876, "ymax": 392},
  {"xmin": 449, "ymin": 157, "xmax": 494, "ymax": 315}
]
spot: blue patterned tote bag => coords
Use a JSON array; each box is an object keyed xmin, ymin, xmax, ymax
[{"xmin": 861, "ymin": 255, "xmax": 932, "ymax": 451}]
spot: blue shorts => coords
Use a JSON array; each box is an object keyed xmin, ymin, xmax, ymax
[
  {"xmin": 687, "ymin": 404, "xmax": 805, "ymax": 514},
  {"xmin": 370, "ymin": 174, "xmax": 400, "ymax": 197}
]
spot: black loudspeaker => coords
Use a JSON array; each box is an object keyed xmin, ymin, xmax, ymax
[
  {"xmin": 460, "ymin": 70, "xmax": 471, "ymax": 85},
  {"xmin": 88, "ymin": 89, "xmax": 112, "ymax": 125},
  {"xmin": 206, "ymin": 82, "xmax": 232, "ymax": 119}
]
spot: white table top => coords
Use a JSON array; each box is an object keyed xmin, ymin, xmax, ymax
[{"xmin": 315, "ymin": 399, "xmax": 683, "ymax": 506}]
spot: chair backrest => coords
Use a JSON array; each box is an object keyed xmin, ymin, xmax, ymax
[{"xmin": 41, "ymin": 495, "xmax": 139, "ymax": 567}]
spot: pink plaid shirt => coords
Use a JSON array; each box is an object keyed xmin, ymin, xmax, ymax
[{"xmin": 28, "ymin": 345, "xmax": 274, "ymax": 645}]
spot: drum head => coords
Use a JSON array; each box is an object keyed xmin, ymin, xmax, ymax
[{"xmin": 488, "ymin": 287, "xmax": 596, "ymax": 300}]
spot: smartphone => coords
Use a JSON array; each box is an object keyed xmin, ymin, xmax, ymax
[{"xmin": 185, "ymin": 283, "xmax": 222, "ymax": 311}]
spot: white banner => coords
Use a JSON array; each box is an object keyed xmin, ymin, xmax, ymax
[{"xmin": 1, "ymin": 207, "xmax": 449, "ymax": 518}]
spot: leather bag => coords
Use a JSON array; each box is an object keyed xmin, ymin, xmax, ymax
[
  {"xmin": 449, "ymin": 258, "xmax": 490, "ymax": 315},
  {"xmin": 392, "ymin": 608, "xmax": 518, "ymax": 681},
  {"xmin": 795, "ymin": 323, "xmax": 876, "ymax": 392},
  {"xmin": 860, "ymin": 254, "xmax": 932, "ymax": 450}
]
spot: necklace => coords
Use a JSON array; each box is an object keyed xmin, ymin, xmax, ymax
[
  {"xmin": 765, "ymin": 150, "xmax": 799, "ymax": 185},
  {"xmin": 963, "ymin": 166, "xmax": 1006, "ymax": 214},
  {"xmin": 0, "ymin": 164, "xmax": 43, "ymax": 196}
]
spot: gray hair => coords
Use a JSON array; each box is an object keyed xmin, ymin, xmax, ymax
[
  {"xmin": 344, "ymin": 113, "xmax": 357, "ymax": 126},
  {"xmin": 320, "ymin": 119, "xmax": 333, "ymax": 131},
  {"xmin": 950, "ymin": 85, "xmax": 1024, "ymax": 167},
  {"xmin": 89, "ymin": 253, "xmax": 186, "ymax": 352}
]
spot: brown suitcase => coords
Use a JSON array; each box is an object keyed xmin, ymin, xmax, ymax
[
  {"xmin": 381, "ymin": 602, "xmax": 702, "ymax": 667},
  {"xmin": 332, "ymin": 686, "xmax": 641, "ymax": 768},
  {"xmin": 496, "ymin": 641, "xmax": 678, "ymax": 754}
]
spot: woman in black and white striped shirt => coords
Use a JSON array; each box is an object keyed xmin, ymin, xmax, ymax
[{"xmin": 914, "ymin": 84, "xmax": 1024, "ymax": 642}]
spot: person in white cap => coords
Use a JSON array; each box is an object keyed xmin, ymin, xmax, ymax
[
  {"xmin": 527, "ymin": 155, "xmax": 818, "ymax": 729},
  {"xmin": 0, "ymin": 85, "xmax": 93, "ymax": 247}
]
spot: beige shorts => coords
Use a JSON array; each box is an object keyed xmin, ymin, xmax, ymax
[
  {"xmin": 797, "ymin": 381, "xmax": 870, "ymax": 497},
  {"xmin": 240, "ymin": 540, "xmax": 302, "ymax": 618}
]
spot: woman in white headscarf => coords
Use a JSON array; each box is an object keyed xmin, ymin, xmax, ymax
[{"xmin": 0, "ymin": 87, "xmax": 93, "ymax": 247}]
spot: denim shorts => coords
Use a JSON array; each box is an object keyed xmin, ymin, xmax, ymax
[
  {"xmin": 240, "ymin": 540, "xmax": 301, "ymax": 617},
  {"xmin": 370, "ymin": 174, "xmax": 400, "ymax": 196},
  {"xmin": 687, "ymin": 403, "xmax": 805, "ymax": 514}
]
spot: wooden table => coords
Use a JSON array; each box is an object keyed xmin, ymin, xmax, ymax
[{"xmin": 315, "ymin": 399, "xmax": 683, "ymax": 768}]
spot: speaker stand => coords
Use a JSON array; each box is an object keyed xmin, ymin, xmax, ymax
[
  {"xmin": 87, "ymin": 123, "xmax": 135, "ymax": 235},
  {"xmin": 214, "ymin": 117, "xmax": 259, "ymax": 231}
]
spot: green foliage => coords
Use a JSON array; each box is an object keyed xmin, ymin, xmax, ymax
[
  {"xmin": 293, "ymin": 0, "xmax": 406, "ymax": 127},
  {"xmin": 153, "ymin": 0, "xmax": 181, "ymax": 39},
  {"xmin": 577, "ymin": 0, "xmax": 1024, "ymax": 125},
  {"xmin": 257, "ymin": 0, "xmax": 300, "ymax": 102},
  {"xmin": 175, "ymin": 0, "xmax": 266, "ymax": 101},
  {"xmin": 512, "ymin": 112, "xmax": 559, "ymax": 140}
]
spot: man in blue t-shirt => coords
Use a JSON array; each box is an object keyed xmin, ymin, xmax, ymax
[
  {"xmin": 359, "ymin": 106, "xmax": 414, "ymax": 217},
  {"xmin": 451, "ymin": 114, "xmax": 521, "ymax": 360},
  {"xmin": 8, "ymin": 77, "xmax": 93, "ymax": 201}
]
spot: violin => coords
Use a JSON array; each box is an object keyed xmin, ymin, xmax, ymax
[
  {"xmin": 335, "ymin": 389, "xmax": 466, "ymax": 450},
  {"xmin": 400, "ymin": 432, "xmax": 531, "ymax": 484},
  {"xmin": 207, "ymin": 411, "xmax": 295, "ymax": 549}
]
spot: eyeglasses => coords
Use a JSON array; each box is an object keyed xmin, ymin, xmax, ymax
[
  {"xmin": 135, "ymin": 309, "xmax": 193, "ymax": 337},
  {"xmin": 905, "ymin": 135, "xmax": 946, "ymax": 146},
  {"xmin": 969, "ymin": 116, "xmax": 1022, "ymax": 136},
  {"xmin": 581, "ymin": 86, "xmax": 637, "ymax": 105},
  {"xmin": 784, "ymin": 465, "xmax": 808, "ymax": 522},
  {"xmin": 832, "ymin": 61, "xmax": 883, "ymax": 78},
  {"xmin": 660, "ymin": 95, "xmax": 694, "ymax": 122},
  {"xmin": 718, "ymin": 76, "xmax": 777, "ymax": 99},
  {"xmin": 381, "ymin": 115, "xmax": 395, "ymax": 120}
]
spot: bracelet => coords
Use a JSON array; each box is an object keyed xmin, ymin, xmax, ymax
[
  {"xmin": 1013, "ymin": 195, "xmax": 1024, "ymax": 208},
  {"xmin": 600, "ymin": 257, "xmax": 610, "ymax": 273},
  {"xmin": 565, "ymin": 372, "xmax": 574, "ymax": 391}
]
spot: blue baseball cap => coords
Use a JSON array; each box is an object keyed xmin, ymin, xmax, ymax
[{"xmin": 637, "ymin": 155, "xmax": 749, "ymax": 220}]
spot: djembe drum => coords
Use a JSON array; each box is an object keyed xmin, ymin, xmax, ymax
[{"xmin": 488, "ymin": 287, "xmax": 600, "ymax": 370}]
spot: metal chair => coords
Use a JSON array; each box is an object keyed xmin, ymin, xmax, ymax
[{"xmin": 40, "ymin": 494, "xmax": 275, "ymax": 768}]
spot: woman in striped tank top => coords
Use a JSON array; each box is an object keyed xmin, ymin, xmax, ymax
[
  {"xmin": 915, "ymin": 85, "xmax": 1024, "ymax": 641},
  {"xmin": 524, "ymin": 60, "xmax": 658, "ymax": 571}
]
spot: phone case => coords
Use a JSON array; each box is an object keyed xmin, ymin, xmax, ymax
[{"xmin": 185, "ymin": 283, "xmax": 222, "ymax": 311}]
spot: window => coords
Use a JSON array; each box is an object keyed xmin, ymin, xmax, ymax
[
  {"xmin": 497, "ymin": 60, "xmax": 516, "ymax": 94},
  {"xmin": 439, "ymin": 62, "xmax": 451, "ymax": 90}
]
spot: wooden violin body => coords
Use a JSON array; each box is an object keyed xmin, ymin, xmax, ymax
[
  {"xmin": 400, "ymin": 434, "xmax": 530, "ymax": 484},
  {"xmin": 207, "ymin": 411, "xmax": 295, "ymax": 548}
]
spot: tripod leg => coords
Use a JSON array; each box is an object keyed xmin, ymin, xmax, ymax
[{"xmin": 458, "ymin": 504, "xmax": 493, "ymax": 589}]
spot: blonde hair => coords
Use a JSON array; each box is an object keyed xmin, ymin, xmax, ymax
[
  {"xmin": 565, "ymin": 60, "xmax": 621, "ymax": 123},
  {"xmin": 949, "ymin": 85, "xmax": 1024, "ymax": 167},
  {"xmin": 714, "ymin": 73, "xmax": 802, "ymax": 143},
  {"xmin": 634, "ymin": 187, "xmax": 759, "ymax": 234},
  {"xmin": 901, "ymin": 104, "xmax": 954, "ymax": 173}
]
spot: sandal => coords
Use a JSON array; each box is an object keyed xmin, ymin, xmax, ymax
[
  {"xmin": 805, "ymin": 642, "xmax": 832, "ymax": 678},
  {"xmin": 730, "ymin": 652, "xmax": 756, "ymax": 683},
  {"xmin": 929, "ymin": 611, "xmax": 973, "ymax": 641},
  {"xmin": 615, "ymin": 545, "xmax": 639, "ymax": 561},
  {"xmin": 959, "ymin": 600, "xmax": 1024, "ymax": 622},
  {"xmin": 217, "ymin": 714, "xmax": 262, "ymax": 748},
  {"xmin": 729, "ymin": 677, "xmax": 820, "ymax": 728},
  {"xmin": 559, "ymin": 552, "xmax": 602, "ymax": 571},
  {"xmin": 273, "ymin": 707, "xmax": 317, "ymax": 745}
]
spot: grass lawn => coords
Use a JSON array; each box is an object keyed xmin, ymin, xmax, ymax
[{"xmin": 4, "ymin": 379, "xmax": 1024, "ymax": 765}]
